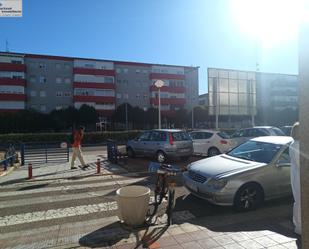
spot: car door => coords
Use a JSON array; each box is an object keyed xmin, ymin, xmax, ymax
[
  {"xmin": 273, "ymin": 147, "xmax": 292, "ymax": 196},
  {"xmin": 190, "ymin": 132, "xmax": 203, "ymax": 154},
  {"xmin": 200, "ymin": 132, "xmax": 215, "ymax": 154},
  {"xmin": 134, "ymin": 131, "xmax": 151, "ymax": 155},
  {"xmin": 146, "ymin": 131, "xmax": 167, "ymax": 156},
  {"xmin": 231, "ymin": 129, "xmax": 246, "ymax": 146}
]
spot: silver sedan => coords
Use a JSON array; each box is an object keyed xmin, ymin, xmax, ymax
[{"xmin": 183, "ymin": 136, "xmax": 293, "ymax": 211}]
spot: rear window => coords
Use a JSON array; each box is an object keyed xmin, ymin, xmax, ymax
[
  {"xmin": 217, "ymin": 132, "xmax": 230, "ymax": 139},
  {"xmin": 172, "ymin": 132, "xmax": 191, "ymax": 141}
]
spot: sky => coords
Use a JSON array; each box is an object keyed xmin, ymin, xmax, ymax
[{"xmin": 0, "ymin": 0, "xmax": 299, "ymax": 94}]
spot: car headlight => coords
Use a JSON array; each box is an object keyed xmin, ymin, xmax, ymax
[{"xmin": 207, "ymin": 178, "xmax": 228, "ymax": 190}]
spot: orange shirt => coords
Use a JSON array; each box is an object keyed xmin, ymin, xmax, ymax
[{"xmin": 72, "ymin": 130, "xmax": 84, "ymax": 147}]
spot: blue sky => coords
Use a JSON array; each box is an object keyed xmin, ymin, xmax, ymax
[{"xmin": 0, "ymin": 0, "xmax": 298, "ymax": 94}]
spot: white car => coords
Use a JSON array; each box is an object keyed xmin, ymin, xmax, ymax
[{"xmin": 189, "ymin": 130, "xmax": 235, "ymax": 157}]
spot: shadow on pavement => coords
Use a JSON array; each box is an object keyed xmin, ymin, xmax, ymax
[{"xmin": 79, "ymin": 221, "xmax": 168, "ymax": 248}]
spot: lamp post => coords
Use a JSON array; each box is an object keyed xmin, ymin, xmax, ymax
[
  {"xmin": 124, "ymin": 94, "xmax": 129, "ymax": 130},
  {"xmin": 154, "ymin": 80, "xmax": 165, "ymax": 129}
]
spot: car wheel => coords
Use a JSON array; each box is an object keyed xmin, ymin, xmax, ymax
[
  {"xmin": 127, "ymin": 147, "xmax": 135, "ymax": 158},
  {"xmin": 207, "ymin": 147, "xmax": 220, "ymax": 157},
  {"xmin": 156, "ymin": 150, "xmax": 167, "ymax": 163},
  {"xmin": 234, "ymin": 183, "xmax": 264, "ymax": 212}
]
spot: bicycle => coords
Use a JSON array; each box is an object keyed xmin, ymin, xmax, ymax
[{"xmin": 148, "ymin": 162, "xmax": 182, "ymax": 225}]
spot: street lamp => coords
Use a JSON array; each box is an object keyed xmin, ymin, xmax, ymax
[{"xmin": 154, "ymin": 80, "xmax": 165, "ymax": 129}]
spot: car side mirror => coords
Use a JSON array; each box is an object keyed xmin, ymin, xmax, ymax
[{"xmin": 276, "ymin": 162, "xmax": 291, "ymax": 168}]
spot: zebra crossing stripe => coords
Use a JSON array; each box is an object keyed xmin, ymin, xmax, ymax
[{"xmin": 0, "ymin": 177, "xmax": 147, "ymax": 197}]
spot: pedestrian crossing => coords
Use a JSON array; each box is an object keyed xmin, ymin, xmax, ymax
[{"xmin": 0, "ymin": 169, "xmax": 169, "ymax": 248}]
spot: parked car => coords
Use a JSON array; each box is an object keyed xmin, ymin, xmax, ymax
[
  {"xmin": 183, "ymin": 136, "xmax": 293, "ymax": 211},
  {"xmin": 280, "ymin": 126, "xmax": 293, "ymax": 136},
  {"xmin": 126, "ymin": 129, "xmax": 193, "ymax": 162},
  {"xmin": 230, "ymin": 126, "xmax": 285, "ymax": 147},
  {"xmin": 189, "ymin": 130, "xmax": 235, "ymax": 157}
]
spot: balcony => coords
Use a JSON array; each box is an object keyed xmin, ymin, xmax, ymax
[
  {"xmin": 150, "ymin": 98, "xmax": 186, "ymax": 105},
  {"xmin": 0, "ymin": 78, "xmax": 26, "ymax": 86},
  {"xmin": 73, "ymin": 95, "xmax": 116, "ymax": 103},
  {"xmin": 0, "ymin": 63, "xmax": 26, "ymax": 72},
  {"xmin": 149, "ymin": 73, "xmax": 185, "ymax": 80},
  {"xmin": 73, "ymin": 67, "xmax": 115, "ymax": 76},
  {"xmin": 0, "ymin": 93, "xmax": 26, "ymax": 101},
  {"xmin": 73, "ymin": 82, "xmax": 115, "ymax": 89},
  {"xmin": 149, "ymin": 85, "xmax": 186, "ymax": 93}
]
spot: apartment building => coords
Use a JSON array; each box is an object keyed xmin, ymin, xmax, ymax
[{"xmin": 0, "ymin": 52, "xmax": 199, "ymax": 117}]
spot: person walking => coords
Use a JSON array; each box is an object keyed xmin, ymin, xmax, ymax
[
  {"xmin": 289, "ymin": 121, "xmax": 301, "ymax": 235},
  {"xmin": 71, "ymin": 126, "xmax": 87, "ymax": 169}
]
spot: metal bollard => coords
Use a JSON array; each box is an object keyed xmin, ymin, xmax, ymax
[
  {"xmin": 28, "ymin": 163, "xmax": 32, "ymax": 179},
  {"xmin": 96, "ymin": 159, "xmax": 101, "ymax": 174}
]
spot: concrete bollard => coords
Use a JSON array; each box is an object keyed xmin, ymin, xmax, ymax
[
  {"xmin": 96, "ymin": 159, "xmax": 101, "ymax": 174},
  {"xmin": 28, "ymin": 163, "xmax": 32, "ymax": 179}
]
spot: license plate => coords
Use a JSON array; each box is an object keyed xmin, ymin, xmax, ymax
[{"xmin": 186, "ymin": 180, "xmax": 198, "ymax": 192}]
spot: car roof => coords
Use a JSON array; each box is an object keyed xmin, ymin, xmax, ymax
[
  {"xmin": 243, "ymin": 126, "xmax": 277, "ymax": 130},
  {"xmin": 152, "ymin": 129, "xmax": 184, "ymax": 132},
  {"xmin": 251, "ymin": 136, "xmax": 293, "ymax": 145},
  {"xmin": 190, "ymin": 129, "xmax": 217, "ymax": 133}
]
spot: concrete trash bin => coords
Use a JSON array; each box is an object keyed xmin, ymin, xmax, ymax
[{"xmin": 116, "ymin": 185, "xmax": 150, "ymax": 226}]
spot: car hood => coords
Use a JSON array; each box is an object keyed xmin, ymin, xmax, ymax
[{"xmin": 188, "ymin": 154, "xmax": 266, "ymax": 179}]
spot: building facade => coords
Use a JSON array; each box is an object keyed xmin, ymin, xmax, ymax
[
  {"xmin": 0, "ymin": 52, "xmax": 199, "ymax": 117},
  {"xmin": 208, "ymin": 68, "xmax": 298, "ymax": 128}
]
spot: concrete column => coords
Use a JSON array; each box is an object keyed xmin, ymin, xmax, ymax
[{"xmin": 299, "ymin": 21, "xmax": 309, "ymax": 248}]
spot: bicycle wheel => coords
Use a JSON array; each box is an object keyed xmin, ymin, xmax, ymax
[
  {"xmin": 154, "ymin": 175, "xmax": 168, "ymax": 205},
  {"xmin": 166, "ymin": 189, "xmax": 175, "ymax": 226}
]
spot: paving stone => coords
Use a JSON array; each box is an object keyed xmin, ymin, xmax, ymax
[
  {"xmin": 253, "ymin": 236, "xmax": 278, "ymax": 247},
  {"xmin": 187, "ymin": 230, "xmax": 210, "ymax": 240},
  {"xmin": 281, "ymin": 240, "xmax": 299, "ymax": 249},
  {"xmin": 197, "ymin": 237, "xmax": 220, "ymax": 249},
  {"xmin": 267, "ymin": 234, "xmax": 296, "ymax": 244},
  {"xmin": 181, "ymin": 241, "xmax": 204, "ymax": 249},
  {"xmin": 167, "ymin": 226, "xmax": 185, "ymax": 235},
  {"xmin": 212, "ymin": 235, "xmax": 235, "ymax": 246},
  {"xmin": 267, "ymin": 244, "xmax": 288, "ymax": 249},
  {"xmin": 156, "ymin": 236, "xmax": 178, "ymax": 247},
  {"xmin": 238, "ymin": 240, "xmax": 264, "ymax": 249},
  {"xmin": 226, "ymin": 232, "xmax": 250, "ymax": 242},
  {"xmin": 172, "ymin": 233, "xmax": 194, "ymax": 244},
  {"xmin": 222, "ymin": 243, "xmax": 245, "ymax": 249},
  {"xmin": 180, "ymin": 223, "xmax": 200, "ymax": 232}
]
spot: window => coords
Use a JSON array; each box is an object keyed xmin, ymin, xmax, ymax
[
  {"xmin": 40, "ymin": 105, "xmax": 46, "ymax": 112},
  {"xmin": 39, "ymin": 76, "xmax": 46, "ymax": 84},
  {"xmin": 12, "ymin": 75, "xmax": 22, "ymax": 79},
  {"xmin": 143, "ymin": 69, "xmax": 148, "ymax": 74},
  {"xmin": 116, "ymin": 68, "xmax": 121, "ymax": 73},
  {"xmin": 277, "ymin": 148, "xmax": 291, "ymax": 165},
  {"xmin": 123, "ymin": 68, "xmax": 128, "ymax": 73},
  {"xmin": 64, "ymin": 92, "xmax": 71, "ymax": 97},
  {"xmin": 150, "ymin": 131, "xmax": 167, "ymax": 141},
  {"xmin": 56, "ymin": 92, "xmax": 63, "ymax": 97},
  {"xmin": 39, "ymin": 62, "xmax": 46, "ymax": 69},
  {"xmin": 136, "ymin": 69, "xmax": 140, "ymax": 73},
  {"xmin": 56, "ymin": 77, "xmax": 62, "ymax": 84},
  {"xmin": 84, "ymin": 63, "xmax": 94, "ymax": 68},
  {"xmin": 40, "ymin": 91, "xmax": 46, "ymax": 97},
  {"xmin": 56, "ymin": 106, "xmax": 62, "ymax": 110},
  {"xmin": 117, "ymin": 93, "xmax": 122, "ymax": 99},
  {"xmin": 11, "ymin": 60, "xmax": 22, "ymax": 64},
  {"xmin": 124, "ymin": 93, "xmax": 129, "ymax": 99},
  {"xmin": 29, "ymin": 76, "xmax": 36, "ymax": 83},
  {"xmin": 64, "ymin": 64, "xmax": 70, "ymax": 70},
  {"xmin": 138, "ymin": 132, "xmax": 151, "ymax": 141},
  {"xmin": 143, "ymin": 94, "xmax": 148, "ymax": 99},
  {"xmin": 29, "ymin": 62, "xmax": 36, "ymax": 68},
  {"xmin": 64, "ymin": 78, "xmax": 71, "ymax": 84},
  {"xmin": 117, "ymin": 79, "xmax": 122, "ymax": 84},
  {"xmin": 30, "ymin": 105, "xmax": 38, "ymax": 110},
  {"xmin": 30, "ymin": 90, "xmax": 36, "ymax": 97},
  {"xmin": 55, "ymin": 63, "xmax": 61, "ymax": 69},
  {"xmin": 136, "ymin": 94, "xmax": 140, "ymax": 98}
]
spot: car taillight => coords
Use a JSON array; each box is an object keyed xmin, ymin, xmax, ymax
[
  {"xmin": 220, "ymin": 140, "xmax": 228, "ymax": 144},
  {"xmin": 169, "ymin": 133, "xmax": 174, "ymax": 145}
]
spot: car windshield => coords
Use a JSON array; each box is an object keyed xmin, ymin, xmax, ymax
[
  {"xmin": 271, "ymin": 127, "xmax": 285, "ymax": 136},
  {"xmin": 227, "ymin": 141, "xmax": 282, "ymax": 163}
]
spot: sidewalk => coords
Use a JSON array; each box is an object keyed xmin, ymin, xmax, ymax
[{"xmin": 0, "ymin": 152, "xmax": 301, "ymax": 248}]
